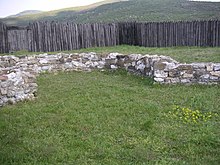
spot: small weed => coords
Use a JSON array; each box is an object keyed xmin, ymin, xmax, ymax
[{"xmin": 168, "ymin": 105, "xmax": 219, "ymax": 124}]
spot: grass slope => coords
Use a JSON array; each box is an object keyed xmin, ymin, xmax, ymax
[
  {"xmin": 0, "ymin": 70, "xmax": 220, "ymax": 164},
  {"xmin": 1, "ymin": 0, "xmax": 220, "ymax": 26},
  {"xmin": 6, "ymin": 10, "xmax": 43, "ymax": 18},
  {"xmin": 0, "ymin": 0, "xmax": 122, "ymax": 26}
]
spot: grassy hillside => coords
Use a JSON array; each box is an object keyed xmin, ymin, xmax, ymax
[
  {"xmin": 1, "ymin": 0, "xmax": 220, "ymax": 26},
  {"xmin": 6, "ymin": 10, "xmax": 43, "ymax": 18},
  {"xmin": 1, "ymin": 0, "xmax": 122, "ymax": 26}
]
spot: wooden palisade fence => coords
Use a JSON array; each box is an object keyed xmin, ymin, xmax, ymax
[
  {"xmin": 27, "ymin": 22, "xmax": 119, "ymax": 52},
  {"xmin": 119, "ymin": 20, "xmax": 220, "ymax": 47},
  {"xmin": 0, "ymin": 20, "xmax": 219, "ymax": 53},
  {"xmin": 0, "ymin": 22, "xmax": 9, "ymax": 53}
]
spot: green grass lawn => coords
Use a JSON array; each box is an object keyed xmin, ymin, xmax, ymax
[
  {"xmin": 2, "ymin": 45, "xmax": 220, "ymax": 63},
  {"xmin": 0, "ymin": 70, "xmax": 220, "ymax": 165}
]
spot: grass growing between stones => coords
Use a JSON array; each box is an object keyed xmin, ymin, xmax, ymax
[
  {"xmin": 0, "ymin": 70, "xmax": 220, "ymax": 165},
  {"xmin": 1, "ymin": 45, "xmax": 220, "ymax": 63}
]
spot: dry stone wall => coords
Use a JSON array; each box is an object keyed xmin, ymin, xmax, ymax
[
  {"xmin": 106, "ymin": 53, "xmax": 220, "ymax": 84},
  {"xmin": 1, "ymin": 53, "xmax": 220, "ymax": 107}
]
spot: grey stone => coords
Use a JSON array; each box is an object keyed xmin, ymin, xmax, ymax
[
  {"xmin": 1, "ymin": 97, "xmax": 8, "ymax": 104},
  {"xmin": 170, "ymin": 78, "xmax": 180, "ymax": 83},
  {"xmin": 66, "ymin": 58, "xmax": 73, "ymax": 63},
  {"xmin": 154, "ymin": 77, "xmax": 164, "ymax": 82},
  {"xmin": 193, "ymin": 69, "xmax": 207, "ymax": 79},
  {"xmin": 153, "ymin": 61, "xmax": 167, "ymax": 70},
  {"xmin": 181, "ymin": 79, "xmax": 191, "ymax": 83},
  {"xmin": 206, "ymin": 63, "xmax": 214, "ymax": 72},
  {"xmin": 164, "ymin": 62, "xmax": 177, "ymax": 71},
  {"xmin": 168, "ymin": 70, "xmax": 180, "ymax": 77},
  {"xmin": 154, "ymin": 70, "xmax": 168, "ymax": 78},
  {"xmin": 159, "ymin": 55, "xmax": 179, "ymax": 64},
  {"xmin": 72, "ymin": 61, "xmax": 81, "ymax": 67},
  {"xmin": 15, "ymin": 92, "xmax": 26, "ymax": 100},
  {"xmin": 198, "ymin": 82, "xmax": 208, "ymax": 85},
  {"xmin": 136, "ymin": 61, "xmax": 145, "ymax": 71},
  {"xmin": 110, "ymin": 65, "xmax": 118, "ymax": 69},
  {"xmin": 183, "ymin": 73, "xmax": 194, "ymax": 78},
  {"xmin": 0, "ymin": 88, "xmax": 7, "ymax": 95},
  {"xmin": 39, "ymin": 59, "xmax": 48, "ymax": 64},
  {"xmin": 7, "ymin": 72, "xmax": 16, "ymax": 79},
  {"xmin": 93, "ymin": 62, "xmax": 99, "ymax": 67},
  {"xmin": 210, "ymin": 76, "xmax": 219, "ymax": 80},
  {"xmin": 200, "ymin": 74, "xmax": 210, "ymax": 79},
  {"xmin": 1, "ymin": 82, "xmax": 9, "ymax": 88},
  {"xmin": 210, "ymin": 71, "xmax": 220, "ymax": 77},
  {"xmin": 105, "ymin": 59, "xmax": 117, "ymax": 65},
  {"xmin": 128, "ymin": 54, "xmax": 143, "ymax": 61},
  {"xmin": 192, "ymin": 63, "xmax": 206, "ymax": 69},
  {"xmin": 214, "ymin": 64, "xmax": 220, "ymax": 71},
  {"xmin": 41, "ymin": 66, "xmax": 51, "ymax": 71},
  {"xmin": 131, "ymin": 61, "xmax": 136, "ymax": 67},
  {"xmin": 97, "ymin": 61, "xmax": 105, "ymax": 69},
  {"xmin": 64, "ymin": 63, "xmax": 73, "ymax": 69},
  {"xmin": 177, "ymin": 64, "xmax": 193, "ymax": 71},
  {"xmin": 38, "ymin": 53, "xmax": 48, "ymax": 57},
  {"xmin": 0, "ymin": 99, "xmax": 4, "ymax": 106},
  {"xmin": 7, "ymin": 90, "xmax": 15, "ymax": 97},
  {"xmin": 107, "ymin": 53, "xmax": 120, "ymax": 59}
]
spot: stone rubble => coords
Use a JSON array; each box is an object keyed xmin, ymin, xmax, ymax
[{"xmin": 0, "ymin": 52, "xmax": 220, "ymax": 107}]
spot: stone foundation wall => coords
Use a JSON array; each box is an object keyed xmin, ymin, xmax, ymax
[
  {"xmin": 1, "ymin": 53, "xmax": 220, "ymax": 107},
  {"xmin": 106, "ymin": 53, "xmax": 220, "ymax": 84}
]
